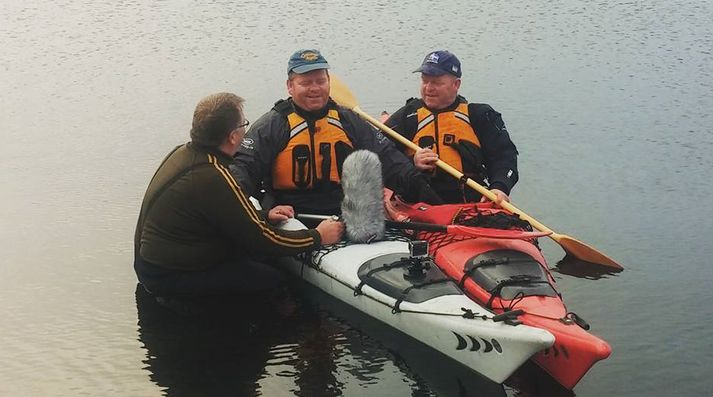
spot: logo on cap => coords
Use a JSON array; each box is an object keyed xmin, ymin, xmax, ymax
[
  {"xmin": 426, "ymin": 52, "xmax": 440, "ymax": 63},
  {"xmin": 301, "ymin": 51, "xmax": 319, "ymax": 61}
]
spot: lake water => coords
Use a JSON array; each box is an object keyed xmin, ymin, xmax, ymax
[{"xmin": 2, "ymin": 0, "xmax": 712, "ymax": 396}]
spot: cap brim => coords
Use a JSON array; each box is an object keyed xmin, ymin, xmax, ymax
[
  {"xmin": 413, "ymin": 64, "xmax": 448, "ymax": 76},
  {"xmin": 291, "ymin": 62, "xmax": 330, "ymax": 74}
]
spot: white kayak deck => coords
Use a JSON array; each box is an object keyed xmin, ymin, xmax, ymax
[{"xmin": 277, "ymin": 218, "xmax": 554, "ymax": 383}]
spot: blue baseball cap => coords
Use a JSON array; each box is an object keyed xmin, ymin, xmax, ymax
[
  {"xmin": 287, "ymin": 49, "xmax": 330, "ymax": 74},
  {"xmin": 413, "ymin": 50, "xmax": 462, "ymax": 78}
]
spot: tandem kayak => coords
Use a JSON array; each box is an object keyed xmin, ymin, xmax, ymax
[
  {"xmin": 276, "ymin": 218, "xmax": 555, "ymax": 384},
  {"xmin": 384, "ymin": 196, "xmax": 612, "ymax": 389}
]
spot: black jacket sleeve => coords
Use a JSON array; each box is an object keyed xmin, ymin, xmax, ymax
[
  {"xmin": 469, "ymin": 104, "xmax": 519, "ymax": 194},
  {"xmin": 231, "ymin": 110, "xmax": 288, "ymax": 197}
]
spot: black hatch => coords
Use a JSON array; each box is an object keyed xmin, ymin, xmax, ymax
[
  {"xmin": 464, "ymin": 249, "xmax": 558, "ymax": 300},
  {"xmin": 357, "ymin": 253, "xmax": 462, "ymax": 304}
]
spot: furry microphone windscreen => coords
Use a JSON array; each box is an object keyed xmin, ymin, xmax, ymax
[{"xmin": 340, "ymin": 150, "xmax": 385, "ymax": 243}]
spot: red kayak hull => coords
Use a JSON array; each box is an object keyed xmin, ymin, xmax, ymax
[{"xmin": 386, "ymin": 197, "xmax": 612, "ymax": 389}]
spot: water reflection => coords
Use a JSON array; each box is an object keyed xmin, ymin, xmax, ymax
[
  {"xmin": 553, "ymin": 255, "xmax": 624, "ymax": 280},
  {"xmin": 295, "ymin": 283, "xmax": 508, "ymax": 397},
  {"xmin": 136, "ymin": 283, "xmax": 410, "ymax": 396},
  {"xmin": 505, "ymin": 362, "xmax": 574, "ymax": 397},
  {"xmin": 135, "ymin": 282, "xmax": 510, "ymax": 397},
  {"xmin": 135, "ymin": 284, "xmax": 276, "ymax": 396}
]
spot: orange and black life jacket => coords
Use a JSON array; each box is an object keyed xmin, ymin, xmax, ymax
[
  {"xmin": 407, "ymin": 98, "xmax": 483, "ymax": 175},
  {"xmin": 271, "ymin": 101, "xmax": 354, "ymax": 190}
]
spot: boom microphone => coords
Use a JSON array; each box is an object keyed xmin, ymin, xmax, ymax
[{"xmin": 340, "ymin": 150, "xmax": 385, "ymax": 243}]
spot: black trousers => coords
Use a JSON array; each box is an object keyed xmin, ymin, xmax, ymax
[{"xmin": 134, "ymin": 255, "xmax": 284, "ymax": 297}]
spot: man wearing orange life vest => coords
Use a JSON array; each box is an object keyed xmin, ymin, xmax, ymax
[
  {"xmin": 232, "ymin": 49, "xmax": 442, "ymax": 216},
  {"xmin": 385, "ymin": 50, "xmax": 519, "ymax": 204}
]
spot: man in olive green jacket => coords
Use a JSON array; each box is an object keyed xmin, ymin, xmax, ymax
[{"xmin": 134, "ymin": 93, "xmax": 343, "ymax": 297}]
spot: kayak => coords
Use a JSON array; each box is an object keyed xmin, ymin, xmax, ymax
[
  {"xmin": 276, "ymin": 218, "xmax": 555, "ymax": 384},
  {"xmin": 384, "ymin": 196, "xmax": 612, "ymax": 389}
]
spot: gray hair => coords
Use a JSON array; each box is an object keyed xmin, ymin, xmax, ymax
[{"xmin": 190, "ymin": 93, "xmax": 245, "ymax": 147}]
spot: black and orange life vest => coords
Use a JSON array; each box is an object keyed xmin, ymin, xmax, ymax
[
  {"xmin": 271, "ymin": 102, "xmax": 354, "ymax": 190},
  {"xmin": 408, "ymin": 99, "xmax": 482, "ymax": 175}
]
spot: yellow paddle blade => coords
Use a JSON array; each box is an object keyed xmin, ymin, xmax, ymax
[
  {"xmin": 553, "ymin": 233, "xmax": 623, "ymax": 270},
  {"xmin": 329, "ymin": 74, "xmax": 360, "ymax": 110},
  {"xmin": 499, "ymin": 201, "xmax": 623, "ymax": 269}
]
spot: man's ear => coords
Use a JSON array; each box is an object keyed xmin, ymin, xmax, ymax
[
  {"xmin": 229, "ymin": 129, "xmax": 241, "ymax": 146},
  {"xmin": 286, "ymin": 78, "xmax": 294, "ymax": 96}
]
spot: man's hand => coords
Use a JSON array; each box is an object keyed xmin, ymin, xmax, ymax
[
  {"xmin": 315, "ymin": 218, "xmax": 345, "ymax": 245},
  {"xmin": 413, "ymin": 147, "xmax": 439, "ymax": 171},
  {"xmin": 379, "ymin": 111, "xmax": 390, "ymax": 123},
  {"xmin": 479, "ymin": 188, "xmax": 510, "ymax": 207},
  {"xmin": 267, "ymin": 205, "xmax": 295, "ymax": 225}
]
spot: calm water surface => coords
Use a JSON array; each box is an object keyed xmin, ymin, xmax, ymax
[{"xmin": 2, "ymin": 1, "xmax": 712, "ymax": 396}]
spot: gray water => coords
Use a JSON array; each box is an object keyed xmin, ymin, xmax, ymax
[{"xmin": 2, "ymin": 0, "xmax": 712, "ymax": 396}]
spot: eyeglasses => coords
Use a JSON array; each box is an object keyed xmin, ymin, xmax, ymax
[{"xmin": 235, "ymin": 119, "xmax": 250, "ymax": 130}]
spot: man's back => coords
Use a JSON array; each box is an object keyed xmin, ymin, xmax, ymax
[{"xmin": 136, "ymin": 143, "xmax": 235, "ymax": 269}]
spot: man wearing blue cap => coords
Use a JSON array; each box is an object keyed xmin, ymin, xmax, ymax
[
  {"xmin": 232, "ymin": 49, "xmax": 442, "ymax": 216},
  {"xmin": 385, "ymin": 50, "xmax": 519, "ymax": 204}
]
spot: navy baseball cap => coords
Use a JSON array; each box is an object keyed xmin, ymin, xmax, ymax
[
  {"xmin": 287, "ymin": 49, "xmax": 330, "ymax": 74},
  {"xmin": 413, "ymin": 50, "xmax": 462, "ymax": 78}
]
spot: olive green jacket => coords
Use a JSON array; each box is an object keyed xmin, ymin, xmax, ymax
[{"xmin": 135, "ymin": 142, "xmax": 320, "ymax": 270}]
